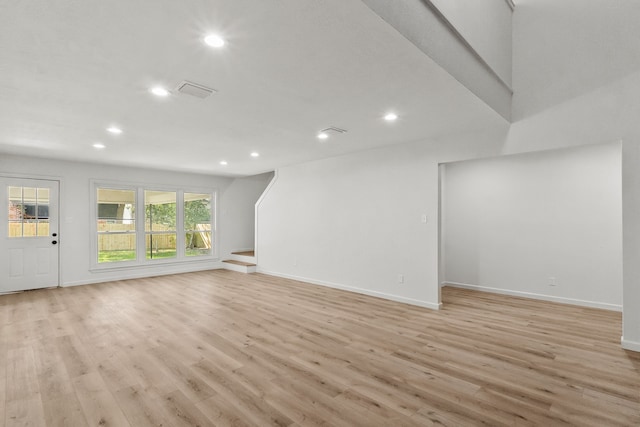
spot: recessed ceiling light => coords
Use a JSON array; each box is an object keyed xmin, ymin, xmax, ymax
[
  {"xmin": 93, "ymin": 143, "xmax": 105, "ymax": 149},
  {"xmin": 384, "ymin": 113, "xmax": 398, "ymax": 121},
  {"xmin": 317, "ymin": 127, "xmax": 347, "ymax": 140},
  {"xmin": 150, "ymin": 86, "xmax": 170, "ymax": 97},
  {"xmin": 204, "ymin": 34, "xmax": 225, "ymax": 48},
  {"xmin": 250, "ymin": 152, "xmax": 259, "ymax": 158},
  {"xmin": 106, "ymin": 126, "xmax": 122, "ymax": 134},
  {"xmin": 220, "ymin": 160, "xmax": 228, "ymax": 165}
]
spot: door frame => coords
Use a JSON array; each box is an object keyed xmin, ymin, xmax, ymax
[{"xmin": 1, "ymin": 172, "xmax": 63, "ymax": 290}]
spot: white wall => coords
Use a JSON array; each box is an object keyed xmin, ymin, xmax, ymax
[
  {"xmin": 442, "ymin": 143, "xmax": 622, "ymax": 310},
  {"xmin": 508, "ymin": 0, "xmax": 640, "ymax": 351},
  {"xmin": 220, "ymin": 172, "xmax": 274, "ymax": 252},
  {"xmin": 258, "ymin": 0, "xmax": 640, "ymax": 350},
  {"xmin": 360, "ymin": 0, "xmax": 512, "ymax": 120},
  {"xmin": 0, "ymin": 154, "xmax": 270, "ymax": 286},
  {"xmin": 512, "ymin": 0, "xmax": 640, "ymax": 121},
  {"xmin": 430, "ymin": 0, "xmax": 512, "ymax": 86},
  {"xmin": 256, "ymin": 132, "xmax": 622, "ymax": 312},
  {"xmin": 257, "ymin": 144, "xmax": 438, "ymax": 308},
  {"xmin": 257, "ymin": 128, "xmax": 509, "ymax": 309}
]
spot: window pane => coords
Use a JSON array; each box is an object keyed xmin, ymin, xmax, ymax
[
  {"xmin": 37, "ymin": 221, "xmax": 50, "ymax": 237},
  {"xmin": 21, "ymin": 223, "xmax": 37, "ymax": 237},
  {"xmin": 37, "ymin": 188, "xmax": 49, "ymax": 219},
  {"xmin": 186, "ymin": 231, "xmax": 211, "ymax": 256},
  {"xmin": 8, "ymin": 186, "xmax": 22, "ymax": 237},
  {"xmin": 97, "ymin": 188, "xmax": 136, "ymax": 231},
  {"xmin": 8, "ymin": 220, "xmax": 22, "ymax": 238},
  {"xmin": 146, "ymin": 233, "xmax": 177, "ymax": 260},
  {"xmin": 8, "ymin": 186, "xmax": 22, "ymax": 218},
  {"xmin": 98, "ymin": 234, "xmax": 136, "ymax": 263},
  {"xmin": 184, "ymin": 193, "xmax": 212, "ymax": 256},
  {"xmin": 22, "ymin": 188, "xmax": 36, "ymax": 218},
  {"xmin": 97, "ymin": 188, "xmax": 136, "ymax": 263},
  {"xmin": 184, "ymin": 193, "xmax": 211, "ymax": 230},
  {"xmin": 145, "ymin": 191, "xmax": 176, "ymax": 232},
  {"xmin": 20, "ymin": 188, "xmax": 38, "ymax": 237},
  {"xmin": 95, "ymin": 186, "xmax": 215, "ymax": 264}
]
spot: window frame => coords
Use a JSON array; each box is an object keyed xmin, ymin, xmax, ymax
[
  {"xmin": 7, "ymin": 185, "xmax": 52, "ymax": 238},
  {"xmin": 96, "ymin": 185, "xmax": 138, "ymax": 265},
  {"xmin": 183, "ymin": 192, "xmax": 214, "ymax": 258},
  {"xmin": 144, "ymin": 189, "xmax": 178, "ymax": 261},
  {"xmin": 90, "ymin": 180, "xmax": 218, "ymax": 271}
]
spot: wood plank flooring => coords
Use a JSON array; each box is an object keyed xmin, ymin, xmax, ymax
[{"xmin": 1, "ymin": 270, "xmax": 638, "ymax": 426}]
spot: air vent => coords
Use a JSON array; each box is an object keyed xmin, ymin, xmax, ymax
[
  {"xmin": 320, "ymin": 127, "xmax": 348, "ymax": 136},
  {"xmin": 176, "ymin": 81, "xmax": 217, "ymax": 99}
]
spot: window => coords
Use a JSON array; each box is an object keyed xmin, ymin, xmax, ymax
[
  {"xmin": 93, "ymin": 183, "xmax": 215, "ymax": 267},
  {"xmin": 8, "ymin": 186, "xmax": 50, "ymax": 237},
  {"xmin": 97, "ymin": 188, "xmax": 136, "ymax": 263},
  {"xmin": 184, "ymin": 193, "xmax": 212, "ymax": 257},
  {"xmin": 145, "ymin": 190, "xmax": 177, "ymax": 260}
]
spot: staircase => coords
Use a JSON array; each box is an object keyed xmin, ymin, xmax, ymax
[{"xmin": 222, "ymin": 250, "xmax": 256, "ymax": 273}]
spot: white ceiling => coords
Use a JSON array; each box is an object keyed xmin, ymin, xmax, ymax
[{"xmin": 0, "ymin": 0, "xmax": 506, "ymax": 177}]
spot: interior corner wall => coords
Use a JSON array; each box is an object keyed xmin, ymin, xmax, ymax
[
  {"xmin": 219, "ymin": 171, "xmax": 274, "ymax": 256},
  {"xmin": 256, "ymin": 144, "xmax": 439, "ymax": 308},
  {"xmin": 255, "ymin": 129, "xmax": 509, "ymax": 310},
  {"xmin": 0, "ymin": 154, "xmax": 266, "ymax": 287},
  {"xmin": 442, "ymin": 143, "xmax": 622, "ymax": 310}
]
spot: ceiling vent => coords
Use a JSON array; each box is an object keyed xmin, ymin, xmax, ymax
[
  {"xmin": 176, "ymin": 81, "xmax": 217, "ymax": 99},
  {"xmin": 320, "ymin": 127, "xmax": 348, "ymax": 136}
]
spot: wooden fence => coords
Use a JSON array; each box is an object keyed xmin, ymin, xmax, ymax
[
  {"xmin": 9, "ymin": 222, "xmax": 49, "ymax": 237},
  {"xmin": 8, "ymin": 222, "xmax": 210, "ymax": 251},
  {"xmin": 97, "ymin": 222, "xmax": 210, "ymax": 251}
]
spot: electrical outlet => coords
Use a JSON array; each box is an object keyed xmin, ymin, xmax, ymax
[
  {"xmin": 398, "ymin": 274, "xmax": 404, "ymax": 284},
  {"xmin": 548, "ymin": 277, "xmax": 556, "ymax": 287}
]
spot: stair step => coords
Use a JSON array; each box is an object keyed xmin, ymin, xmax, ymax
[
  {"xmin": 222, "ymin": 258, "xmax": 257, "ymax": 274},
  {"xmin": 223, "ymin": 259, "xmax": 256, "ymax": 267},
  {"xmin": 232, "ymin": 250, "xmax": 255, "ymax": 257}
]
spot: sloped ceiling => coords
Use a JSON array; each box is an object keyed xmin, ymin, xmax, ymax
[{"xmin": 0, "ymin": 0, "xmax": 507, "ymax": 176}]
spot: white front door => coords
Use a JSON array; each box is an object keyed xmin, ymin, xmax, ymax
[{"xmin": 0, "ymin": 177, "xmax": 59, "ymax": 293}]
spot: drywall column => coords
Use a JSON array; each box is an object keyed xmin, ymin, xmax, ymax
[{"xmin": 622, "ymin": 140, "xmax": 640, "ymax": 351}]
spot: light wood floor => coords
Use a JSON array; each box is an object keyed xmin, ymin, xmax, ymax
[{"xmin": 1, "ymin": 271, "xmax": 638, "ymax": 426}]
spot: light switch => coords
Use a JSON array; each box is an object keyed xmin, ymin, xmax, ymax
[{"xmin": 421, "ymin": 214, "xmax": 428, "ymax": 223}]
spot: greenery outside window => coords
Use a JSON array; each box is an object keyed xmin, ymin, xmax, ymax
[
  {"xmin": 97, "ymin": 188, "xmax": 136, "ymax": 263},
  {"xmin": 145, "ymin": 190, "xmax": 177, "ymax": 260},
  {"xmin": 185, "ymin": 193, "xmax": 212, "ymax": 257},
  {"xmin": 93, "ymin": 184, "xmax": 215, "ymax": 266}
]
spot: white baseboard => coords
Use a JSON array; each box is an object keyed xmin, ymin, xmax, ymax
[
  {"xmin": 258, "ymin": 268, "xmax": 441, "ymax": 310},
  {"xmin": 443, "ymin": 281, "xmax": 622, "ymax": 312},
  {"xmin": 621, "ymin": 337, "xmax": 640, "ymax": 352},
  {"xmin": 63, "ymin": 264, "xmax": 223, "ymax": 287}
]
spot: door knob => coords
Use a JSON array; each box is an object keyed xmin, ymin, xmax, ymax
[
  {"xmin": 52, "ymin": 233, "xmax": 57, "ymax": 237},
  {"xmin": 52, "ymin": 240, "xmax": 58, "ymax": 245}
]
